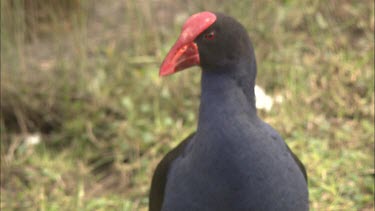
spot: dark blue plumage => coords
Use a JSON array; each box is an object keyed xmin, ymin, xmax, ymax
[{"xmin": 150, "ymin": 12, "xmax": 309, "ymax": 211}]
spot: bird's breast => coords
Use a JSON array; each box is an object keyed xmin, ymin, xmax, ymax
[{"xmin": 162, "ymin": 121, "xmax": 308, "ymax": 211}]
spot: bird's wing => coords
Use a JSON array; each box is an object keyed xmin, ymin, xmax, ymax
[
  {"xmin": 262, "ymin": 122, "xmax": 308, "ymax": 182},
  {"xmin": 149, "ymin": 132, "xmax": 196, "ymax": 211},
  {"xmin": 285, "ymin": 143, "xmax": 308, "ymax": 182}
]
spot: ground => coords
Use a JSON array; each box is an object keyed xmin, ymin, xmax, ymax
[{"xmin": 1, "ymin": 0, "xmax": 374, "ymax": 210}]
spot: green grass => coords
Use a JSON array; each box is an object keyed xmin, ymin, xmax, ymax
[{"xmin": 1, "ymin": 0, "xmax": 374, "ymax": 210}]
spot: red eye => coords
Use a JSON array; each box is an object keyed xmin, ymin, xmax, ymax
[{"xmin": 204, "ymin": 31, "xmax": 215, "ymax": 40}]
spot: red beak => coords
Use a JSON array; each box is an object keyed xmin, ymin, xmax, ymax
[{"xmin": 159, "ymin": 12, "xmax": 217, "ymax": 76}]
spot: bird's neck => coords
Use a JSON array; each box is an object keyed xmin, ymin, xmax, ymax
[{"xmin": 198, "ymin": 62, "xmax": 258, "ymax": 129}]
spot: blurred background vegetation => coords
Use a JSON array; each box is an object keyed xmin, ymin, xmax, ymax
[{"xmin": 1, "ymin": 0, "xmax": 374, "ymax": 210}]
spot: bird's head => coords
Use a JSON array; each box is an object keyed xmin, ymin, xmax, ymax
[{"xmin": 159, "ymin": 11, "xmax": 255, "ymax": 76}]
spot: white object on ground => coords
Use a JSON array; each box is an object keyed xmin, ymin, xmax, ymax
[
  {"xmin": 24, "ymin": 133, "xmax": 41, "ymax": 146},
  {"xmin": 255, "ymin": 85, "xmax": 274, "ymax": 112}
]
